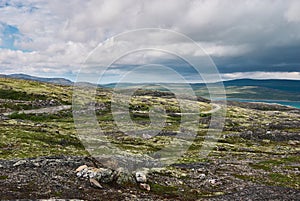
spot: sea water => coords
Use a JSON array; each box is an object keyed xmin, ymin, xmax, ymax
[{"xmin": 225, "ymin": 98, "xmax": 300, "ymax": 109}]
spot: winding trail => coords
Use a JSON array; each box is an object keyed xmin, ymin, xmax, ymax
[
  {"xmin": 1, "ymin": 103, "xmax": 221, "ymax": 117},
  {"xmin": 2, "ymin": 105, "xmax": 72, "ymax": 116},
  {"xmin": 203, "ymin": 103, "xmax": 221, "ymax": 114},
  {"xmin": 171, "ymin": 103, "xmax": 222, "ymax": 115},
  {"xmin": 130, "ymin": 103, "xmax": 222, "ymax": 116}
]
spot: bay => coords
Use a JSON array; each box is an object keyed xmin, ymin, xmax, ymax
[{"xmin": 225, "ymin": 98, "xmax": 300, "ymax": 109}]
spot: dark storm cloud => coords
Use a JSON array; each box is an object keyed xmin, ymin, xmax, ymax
[
  {"xmin": 213, "ymin": 45, "xmax": 300, "ymax": 73},
  {"xmin": 0, "ymin": 0, "xmax": 300, "ymax": 80}
]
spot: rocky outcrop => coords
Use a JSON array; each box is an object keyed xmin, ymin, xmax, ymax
[{"xmin": 75, "ymin": 164, "xmax": 150, "ymax": 191}]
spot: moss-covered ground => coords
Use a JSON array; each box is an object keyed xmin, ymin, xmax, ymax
[{"xmin": 0, "ymin": 77, "xmax": 299, "ymax": 199}]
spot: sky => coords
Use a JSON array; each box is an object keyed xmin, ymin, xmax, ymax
[{"xmin": 0, "ymin": 0, "xmax": 300, "ymax": 83}]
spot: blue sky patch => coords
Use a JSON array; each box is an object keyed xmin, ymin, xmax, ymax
[
  {"xmin": 0, "ymin": 22, "xmax": 20, "ymax": 50},
  {"xmin": 0, "ymin": 22, "xmax": 32, "ymax": 51}
]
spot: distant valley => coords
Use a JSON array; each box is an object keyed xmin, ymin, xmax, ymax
[
  {"xmin": 1, "ymin": 73, "xmax": 300, "ymax": 107},
  {"xmin": 0, "ymin": 74, "xmax": 299, "ymax": 199}
]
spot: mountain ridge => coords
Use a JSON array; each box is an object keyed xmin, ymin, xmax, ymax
[
  {"xmin": 2, "ymin": 73, "xmax": 300, "ymax": 87},
  {"xmin": 0, "ymin": 73, "xmax": 73, "ymax": 86},
  {"xmin": 1, "ymin": 73, "xmax": 300, "ymax": 101}
]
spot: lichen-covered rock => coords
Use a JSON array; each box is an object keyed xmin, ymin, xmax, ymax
[
  {"xmin": 75, "ymin": 165, "xmax": 139, "ymax": 187},
  {"xmin": 94, "ymin": 168, "xmax": 115, "ymax": 183},
  {"xmin": 116, "ymin": 169, "xmax": 136, "ymax": 186},
  {"xmin": 135, "ymin": 171, "xmax": 147, "ymax": 183}
]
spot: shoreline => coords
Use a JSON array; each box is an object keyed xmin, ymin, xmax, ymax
[{"xmin": 212, "ymin": 98, "xmax": 300, "ymax": 109}]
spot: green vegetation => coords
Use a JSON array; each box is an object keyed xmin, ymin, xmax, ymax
[
  {"xmin": 0, "ymin": 102, "xmax": 38, "ymax": 111},
  {"xmin": 0, "ymin": 118, "xmax": 87, "ymax": 159},
  {"xmin": 0, "ymin": 77, "xmax": 73, "ymax": 104},
  {"xmin": 0, "ymin": 77, "xmax": 300, "ymax": 197},
  {"xmin": 0, "ymin": 88, "xmax": 47, "ymax": 101},
  {"xmin": 268, "ymin": 173, "xmax": 295, "ymax": 186},
  {"xmin": 0, "ymin": 77, "xmax": 86, "ymax": 159},
  {"xmin": 8, "ymin": 111, "xmax": 73, "ymax": 122},
  {"xmin": 150, "ymin": 183, "xmax": 179, "ymax": 195},
  {"xmin": 0, "ymin": 175, "xmax": 9, "ymax": 180}
]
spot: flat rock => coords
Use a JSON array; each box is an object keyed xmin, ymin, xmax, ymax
[
  {"xmin": 135, "ymin": 172, "xmax": 147, "ymax": 183},
  {"xmin": 90, "ymin": 178, "xmax": 103, "ymax": 189},
  {"xmin": 139, "ymin": 183, "xmax": 151, "ymax": 191}
]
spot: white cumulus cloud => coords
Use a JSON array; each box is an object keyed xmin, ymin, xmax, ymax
[{"xmin": 0, "ymin": 0, "xmax": 299, "ymax": 81}]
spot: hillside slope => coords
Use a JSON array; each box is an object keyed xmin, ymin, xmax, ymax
[
  {"xmin": 0, "ymin": 77, "xmax": 299, "ymax": 200},
  {"xmin": 0, "ymin": 73, "xmax": 73, "ymax": 85}
]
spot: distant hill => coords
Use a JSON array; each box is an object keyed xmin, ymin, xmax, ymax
[
  {"xmin": 191, "ymin": 79, "xmax": 300, "ymax": 101},
  {"xmin": 104, "ymin": 79, "xmax": 300, "ymax": 91},
  {"xmin": 1, "ymin": 74, "xmax": 300, "ymax": 101},
  {"xmin": 0, "ymin": 74, "xmax": 73, "ymax": 86},
  {"xmin": 188, "ymin": 79, "xmax": 300, "ymax": 93},
  {"xmin": 103, "ymin": 79, "xmax": 300, "ymax": 101},
  {"xmin": 222, "ymin": 79, "xmax": 300, "ymax": 93}
]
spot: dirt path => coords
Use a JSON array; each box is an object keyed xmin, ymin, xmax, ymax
[
  {"xmin": 131, "ymin": 104, "xmax": 222, "ymax": 116},
  {"xmin": 2, "ymin": 105, "xmax": 72, "ymax": 116},
  {"xmin": 203, "ymin": 103, "xmax": 221, "ymax": 114}
]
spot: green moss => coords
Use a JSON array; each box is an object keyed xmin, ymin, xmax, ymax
[
  {"xmin": 0, "ymin": 175, "xmax": 8, "ymax": 180},
  {"xmin": 269, "ymin": 173, "xmax": 289, "ymax": 183},
  {"xmin": 0, "ymin": 118, "xmax": 87, "ymax": 160},
  {"xmin": 0, "ymin": 78, "xmax": 72, "ymax": 104},
  {"xmin": 251, "ymin": 156, "xmax": 300, "ymax": 170},
  {"xmin": 97, "ymin": 113, "xmax": 114, "ymax": 121},
  {"xmin": 267, "ymin": 173, "xmax": 299, "ymax": 188},
  {"xmin": 0, "ymin": 88, "xmax": 47, "ymax": 101},
  {"xmin": 233, "ymin": 174, "xmax": 257, "ymax": 182},
  {"xmin": 8, "ymin": 111, "xmax": 73, "ymax": 122},
  {"xmin": 0, "ymin": 102, "xmax": 39, "ymax": 111},
  {"xmin": 53, "ymin": 191, "xmax": 63, "ymax": 197},
  {"xmin": 250, "ymin": 163, "xmax": 272, "ymax": 171},
  {"xmin": 150, "ymin": 183, "xmax": 179, "ymax": 195}
]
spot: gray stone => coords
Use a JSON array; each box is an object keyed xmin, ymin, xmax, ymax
[
  {"xmin": 116, "ymin": 171, "xmax": 136, "ymax": 186},
  {"xmin": 13, "ymin": 160, "xmax": 27, "ymax": 167},
  {"xmin": 198, "ymin": 173, "xmax": 206, "ymax": 180},
  {"xmin": 139, "ymin": 183, "xmax": 151, "ymax": 191},
  {"xmin": 135, "ymin": 171, "xmax": 147, "ymax": 183},
  {"xmin": 95, "ymin": 168, "xmax": 115, "ymax": 183},
  {"xmin": 90, "ymin": 178, "xmax": 103, "ymax": 189}
]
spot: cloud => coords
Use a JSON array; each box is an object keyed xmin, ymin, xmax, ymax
[
  {"xmin": 285, "ymin": 0, "xmax": 300, "ymax": 23},
  {"xmin": 0, "ymin": 0, "xmax": 299, "ymax": 81},
  {"xmin": 221, "ymin": 71, "xmax": 300, "ymax": 81}
]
